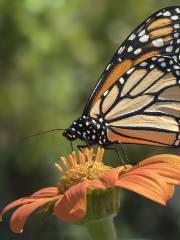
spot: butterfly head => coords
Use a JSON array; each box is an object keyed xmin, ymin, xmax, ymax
[
  {"xmin": 63, "ymin": 128, "xmax": 77, "ymax": 141},
  {"xmin": 63, "ymin": 116, "xmax": 89, "ymax": 142}
]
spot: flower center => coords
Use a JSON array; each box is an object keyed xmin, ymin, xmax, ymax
[{"xmin": 55, "ymin": 148, "xmax": 111, "ymax": 193}]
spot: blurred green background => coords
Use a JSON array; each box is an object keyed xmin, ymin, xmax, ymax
[{"xmin": 0, "ymin": 0, "xmax": 180, "ymax": 239}]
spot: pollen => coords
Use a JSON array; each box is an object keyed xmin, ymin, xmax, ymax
[{"xmin": 55, "ymin": 147, "xmax": 111, "ymax": 193}]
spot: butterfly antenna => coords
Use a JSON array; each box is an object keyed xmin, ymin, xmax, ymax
[
  {"xmin": 71, "ymin": 141, "xmax": 74, "ymax": 151},
  {"xmin": 20, "ymin": 128, "xmax": 64, "ymax": 143}
]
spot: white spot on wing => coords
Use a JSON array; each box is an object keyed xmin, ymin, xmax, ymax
[
  {"xmin": 152, "ymin": 38, "xmax": 164, "ymax": 47},
  {"xmin": 163, "ymin": 11, "xmax": 171, "ymax": 16},
  {"xmin": 134, "ymin": 48, "xmax": 142, "ymax": 54},
  {"xmin": 118, "ymin": 46, "xmax": 125, "ymax": 54},
  {"xmin": 176, "ymin": 70, "xmax": 180, "ymax": 76},
  {"xmin": 127, "ymin": 67, "xmax": 135, "ymax": 74},
  {"xmin": 166, "ymin": 46, "xmax": 173, "ymax": 52},
  {"xmin": 175, "ymin": 8, "xmax": 180, "ymax": 13},
  {"xmin": 152, "ymin": 57, "xmax": 157, "ymax": 61},
  {"xmin": 174, "ymin": 33, "xmax": 179, "ymax": 38},
  {"xmin": 171, "ymin": 15, "xmax": 178, "ymax": 20},
  {"xmin": 139, "ymin": 34, "xmax": 149, "ymax": 43},
  {"xmin": 127, "ymin": 46, "xmax": 133, "ymax": 52},
  {"xmin": 129, "ymin": 34, "xmax": 136, "ymax": 40},
  {"xmin": 119, "ymin": 77, "xmax": 124, "ymax": 84},
  {"xmin": 174, "ymin": 24, "xmax": 180, "ymax": 29},
  {"xmin": 158, "ymin": 58, "xmax": 164, "ymax": 62},
  {"xmin": 103, "ymin": 90, "xmax": 109, "ymax": 96},
  {"xmin": 138, "ymin": 29, "xmax": 145, "ymax": 37},
  {"xmin": 161, "ymin": 62, "xmax": 166, "ymax": 67},
  {"xmin": 175, "ymin": 48, "xmax": 180, "ymax": 53},
  {"xmin": 170, "ymin": 59, "xmax": 174, "ymax": 64},
  {"xmin": 140, "ymin": 62, "xmax": 148, "ymax": 67},
  {"xmin": 106, "ymin": 64, "xmax": 111, "ymax": 70},
  {"xmin": 149, "ymin": 64, "xmax": 155, "ymax": 69},
  {"xmin": 157, "ymin": 12, "xmax": 162, "ymax": 16}
]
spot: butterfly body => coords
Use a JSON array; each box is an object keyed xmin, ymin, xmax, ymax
[
  {"xmin": 63, "ymin": 116, "xmax": 110, "ymax": 147},
  {"xmin": 63, "ymin": 6, "xmax": 180, "ymax": 148}
]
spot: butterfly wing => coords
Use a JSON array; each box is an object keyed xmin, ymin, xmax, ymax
[
  {"xmin": 91, "ymin": 55, "xmax": 180, "ymax": 147},
  {"xmin": 83, "ymin": 6, "xmax": 180, "ymax": 115}
]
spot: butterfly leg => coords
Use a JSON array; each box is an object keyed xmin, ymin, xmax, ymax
[
  {"xmin": 70, "ymin": 141, "xmax": 74, "ymax": 151},
  {"xmin": 105, "ymin": 146, "xmax": 127, "ymax": 169},
  {"xmin": 117, "ymin": 142, "xmax": 130, "ymax": 164},
  {"xmin": 77, "ymin": 144, "xmax": 90, "ymax": 152}
]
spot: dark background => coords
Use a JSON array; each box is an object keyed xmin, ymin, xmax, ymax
[{"xmin": 0, "ymin": 0, "xmax": 180, "ymax": 239}]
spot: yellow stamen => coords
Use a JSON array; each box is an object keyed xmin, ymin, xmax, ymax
[
  {"xmin": 55, "ymin": 148, "xmax": 111, "ymax": 193},
  {"xmin": 69, "ymin": 154, "xmax": 76, "ymax": 167},
  {"xmin": 87, "ymin": 148, "xmax": 93, "ymax": 166},
  {"xmin": 99, "ymin": 148, "xmax": 104, "ymax": 162},
  {"xmin": 72, "ymin": 151, "xmax": 77, "ymax": 164},
  {"xmin": 95, "ymin": 147, "xmax": 101, "ymax": 162},
  {"xmin": 79, "ymin": 151, "xmax": 86, "ymax": 165},
  {"xmin": 60, "ymin": 156, "xmax": 69, "ymax": 169},
  {"xmin": 54, "ymin": 163, "xmax": 64, "ymax": 174}
]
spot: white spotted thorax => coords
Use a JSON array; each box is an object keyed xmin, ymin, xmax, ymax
[{"xmin": 63, "ymin": 116, "xmax": 109, "ymax": 146}]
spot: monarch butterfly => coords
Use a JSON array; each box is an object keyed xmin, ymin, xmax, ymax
[{"xmin": 63, "ymin": 6, "xmax": 180, "ymax": 149}]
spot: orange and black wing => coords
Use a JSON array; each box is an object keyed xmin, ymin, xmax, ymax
[
  {"xmin": 91, "ymin": 55, "xmax": 180, "ymax": 147},
  {"xmin": 83, "ymin": 6, "xmax": 180, "ymax": 116}
]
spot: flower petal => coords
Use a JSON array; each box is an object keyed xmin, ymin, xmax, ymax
[
  {"xmin": 87, "ymin": 179, "xmax": 106, "ymax": 189},
  {"xmin": 116, "ymin": 179, "xmax": 167, "ymax": 205},
  {"xmin": 115, "ymin": 160, "xmax": 180, "ymax": 205},
  {"xmin": 0, "ymin": 198, "xmax": 35, "ymax": 222},
  {"xmin": 98, "ymin": 167, "xmax": 125, "ymax": 188},
  {"xmin": 123, "ymin": 171, "xmax": 168, "ymax": 196},
  {"xmin": 135, "ymin": 155, "xmax": 180, "ymax": 186},
  {"xmin": 32, "ymin": 187, "xmax": 59, "ymax": 198},
  {"xmin": 10, "ymin": 197, "xmax": 58, "ymax": 234},
  {"xmin": 139, "ymin": 154, "xmax": 180, "ymax": 167},
  {"xmin": 0, "ymin": 187, "xmax": 59, "ymax": 222},
  {"xmin": 54, "ymin": 181, "xmax": 87, "ymax": 222},
  {"xmin": 168, "ymin": 185, "xmax": 175, "ymax": 198}
]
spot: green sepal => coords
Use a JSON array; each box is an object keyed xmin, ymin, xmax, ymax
[{"xmin": 80, "ymin": 186, "xmax": 120, "ymax": 224}]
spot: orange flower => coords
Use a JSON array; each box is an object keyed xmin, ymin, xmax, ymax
[{"xmin": 1, "ymin": 148, "xmax": 180, "ymax": 234}]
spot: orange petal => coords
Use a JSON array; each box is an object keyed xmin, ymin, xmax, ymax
[
  {"xmin": 168, "ymin": 185, "xmax": 175, "ymax": 198},
  {"xmin": 143, "ymin": 163, "xmax": 180, "ymax": 184},
  {"xmin": 115, "ymin": 162, "xmax": 175, "ymax": 205},
  {"xmin": 116, "ymin": 179, "xmax": 167, "ymax": 205},
  {"xmin": 32, "ymin": 187, "xmax": 59, "ymax": 198},
  {"xmin": 134, "ymin": 157, "xmax": 180, "ymax": 186},
  {"xmin": 10, "ymin": 197, "xmax": 58, "ymax": 234},
  {"xmin": 122, "ymin": 168, "xmax": 168, "ymax": 190},
  {"xmin": 0, "ymin": 198, "xmax": 35, "ymax": 222},
  {"xmin": 98, "ymin": 167, "xmax": 124, "ymax": 188},
  {"xmin": 54, "ymin": 181, "xmax": 87, "ymax": 222},
  {"xmin": 123, "ymin": 172, "xmax": 168, "ymax": 197},
  {"xmin": 139, "ymin": 154, "xmax": 180, "ymax": 167},
  {"xmin": 87, "ymin": 179, "xmax": 106, "ymax": 189},
  {"xmin": 0, "ymin": 187, "xmax": 59, "ymax": 222}
]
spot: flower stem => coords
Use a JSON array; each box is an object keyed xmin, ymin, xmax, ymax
[{"xmin": 84, "ymin": 216, "xmax": 117, "ymax": 240}]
